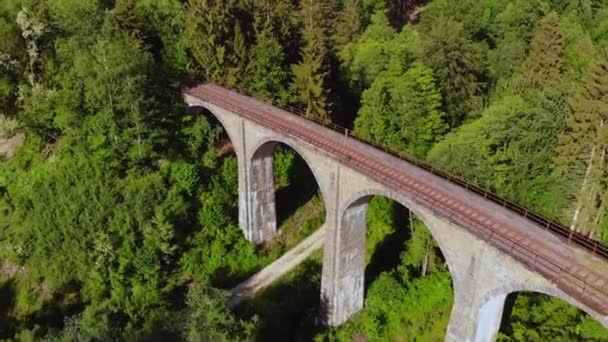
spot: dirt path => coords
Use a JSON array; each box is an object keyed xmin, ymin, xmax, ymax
[
  {"xmin": 229, "ymin": 226, "xmax": 325, "ymax": 308},
  {"xmin": 0, "ymin": 133, "xmax": 24, "ymax": 158}
]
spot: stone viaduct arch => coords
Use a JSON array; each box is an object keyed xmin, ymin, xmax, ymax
[
  {"xmin": 185, "ymin": 98, "xmax": 333, "ymax": 243},
  {"xmin": 247, "ymin": 138, "xmax": 330, "ymax": 242},
  {"xmin": 325, "ymin": 187, "xmax": 460, "ymax": 327},
  {"xmin": 477, "ymin": 283, "xmax": 608, "ymax": 340},
  {"xmin": 184, "ymin": 85, "xmax": 608, "ymax": 342}
]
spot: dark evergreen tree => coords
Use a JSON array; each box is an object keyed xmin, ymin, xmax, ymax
[
  {"xmin": 333, "ymin": 0, "xmax": 363, "ymax": 49},
  {"xmin": 184, "ymin": 0, "xmax": 241, "ymax": 82},
  {"xmin": 246, "ymin": 19, "xmax": 289, "ymax": 101},
  {"xmin": 522, "ymin": 12, "xmax": 564, "ymax": 89},
  {"xmin": 423, "ymin": 19, "xmax": 489, "ymax": 127},
  {"xmin": 290, "ymin": 0, "xmax": 336, "ymax": 122}
]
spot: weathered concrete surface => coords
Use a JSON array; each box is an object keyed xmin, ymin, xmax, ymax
[
  {"xmin": 248, "ymin": 141, "xmax": 278, "ymax": 243},
  {"xmin": 229, "ymin": 225, "xmax": 325, "ymax": 308},
  {"xmin": 184, "ymin": 85, "xmax": 608, "ymax": 340}
]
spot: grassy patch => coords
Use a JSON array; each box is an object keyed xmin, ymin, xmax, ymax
[{"xmin": 236, "ymin": 251, "xmax": 324, "ymax": 341}]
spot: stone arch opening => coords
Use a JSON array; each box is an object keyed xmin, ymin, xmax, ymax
[
  {"xmin": 248, "ymin": 140, "xmax": 327, "ymax": 246},
  {"xmin": 477, "ymin": 289, "xmax": 608, "ymax": 340},
  {"xmin": 185, "ymin": 105, "xmax": 239, "ymax": 157},
  {"xmin": 330, "ymin": 190, "xmax": 455, "ymax": 335},
  {"xmin": 236, "ymin": 140, "xmax": 328, "ymax": 339}
]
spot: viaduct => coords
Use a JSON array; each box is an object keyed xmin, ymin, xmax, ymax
[{"xmin": 184, "ymin": 83, "xmax": 608, "ymax": 341}]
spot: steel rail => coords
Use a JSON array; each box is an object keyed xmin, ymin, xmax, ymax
[{"xmin": 185, "ymin": 83, "xmax": 608, "ymax": 314}]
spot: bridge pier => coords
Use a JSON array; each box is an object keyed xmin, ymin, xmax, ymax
[
  {"xmin": 321, "ymin": 196, "xmax": 367, "ymax": 326},
  {"xmin": 446, "ymin": 290, "xmax": 506, "ymax": 342},
  {"xmin": 245, "ymin": 141, "xmax": 278, "ymax": 243}
]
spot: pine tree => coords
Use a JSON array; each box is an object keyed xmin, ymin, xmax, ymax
[
  {"xmin": 522, "ymin": 12, "xmax": 564, "ymax": 90},
  {"xmin": 333, "ymin": 0, "xmax": 363, "ymax": 49},
  {"xmin": 246, "ymin": 20, "xmax": 289, "ymax": 101},
  {"xmin": 291, "ymin": 45, "xmax": 328, "ymax": 122},
  {"xmin": 289, "ymin": 0, "xmax": 335, "ymax": 122},
  {"xmin": 554, "ymin": 49, "xmax": 608, "ymax": 237},
  {"xmin": 423, "ymin": 19, "xmax": 488, "ymax": 127},
  {"xmin": 226, "ymin": 21, "xmax": 248, "ymax": 86},
  {"xmin": 184, "ymin": 0, "xmax": 240, "ymax": 82}
]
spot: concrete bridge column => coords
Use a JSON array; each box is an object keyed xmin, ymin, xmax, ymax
[
  {"xmin": 244, "ymin": 141, "xmax": 277, "ymax": 243},
  {"xmin": 320, "ymin": 165, "xmax": 378, "ymax": 327},
  {"xmin": 321, "ymin": 196, "xmax": 367, "ymax": 326},
  {"xmin": 446, "ymin": 287, "xmax": 506, "ymax": 342}
]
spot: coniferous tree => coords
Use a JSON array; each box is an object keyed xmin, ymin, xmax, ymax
[
  {"xmin": 246, "ymin": 20, "xmax": 289, "ymax": 101},
  {"xmin": 423, "ymin": 19, "xmax": 489, "ymax": 127},
  {"xmin": 227, "ymin": 21, "xmax": 248, "ymax": 86},
  {"xmin": 522, "ymin": 12, "xmax": 564, "ymax": 90},
  {"xmin": 554, "ymin": 49, "xmax": 608, "ymax": 238},
  {"xmin": 333, "ymin": 0, "xmax": 363, "ymax": 49},
  {"xmin": 184, "ymin": 0, "xmax": 240, "ymax": 82},
  {"xmin": 290, "ymin": 0, "xmax": 335, "ymax": 123}
]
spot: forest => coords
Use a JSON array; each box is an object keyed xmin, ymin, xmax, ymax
[{"xmin": 1, "ymin": 0, "xmax": 608, "ymax": 341}]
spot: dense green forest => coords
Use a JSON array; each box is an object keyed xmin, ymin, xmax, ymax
[{"xmin": 1, "ymin": 0, "xmax": 608, "ymax": 340}]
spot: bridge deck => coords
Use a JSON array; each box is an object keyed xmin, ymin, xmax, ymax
[{"xmin": 185, "ymin": 83, "xmax": 608, "ymax": 315}]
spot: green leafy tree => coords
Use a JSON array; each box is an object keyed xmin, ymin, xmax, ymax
[
  {"xmin": 499, "ymin": 293, "xmax": 608, "ymax": 341},
  {"xmin": 429, "ymin": 94, "xmax": 565, "ymax": 214},
  {"xmin": 338, "ymin": 10, "xmax": 396, "ymax": 91},
  {"xmin": 487, "ymin": 0, "xmax": 550, "ymax": 81},
  {"xmin": 0, "ymin": 0, "xmax": 24, "ymax": 115},
  {"xmin": 419, "ymin": 0, "xmax": 486, "ymax": 36},
  {"xmin": 183, "ymin": 282, "xmax": 257, "ymax": 341},
  {"xmin": 354, "ymin": 62, "xmax": 447, "ymax": 157}
]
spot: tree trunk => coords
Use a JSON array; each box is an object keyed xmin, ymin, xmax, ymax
[{"xmin": 572, "ymin": 145, "xmax": 597, "ymax": 232}]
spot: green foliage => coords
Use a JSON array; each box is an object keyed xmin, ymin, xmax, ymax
[
  {"xmin": 354, "ymin": 62, "xmax": 447, "ymax": 157},
  {"xmin": 0, "ymin": 0, "xmax": 24, "ymax": 115},
  {"xmin": 333, "ymin": 0, "xmax": 363, "ymax": 49},
  {"xmin": 289, "ymin": 0, "xmax": 335, "ymax": 123},
  {"xmin": 422, "ymin": 18, "xmax": 490, "ymax": 126},
  {"xmin": 498, "ymin": 292, "xmax": 608, "ymax": 341},
  {"xmin": 554, "ymin": 48, "xmax": 608, "ymax": 237},
  {"xmin": 338, "ymin": 11, "xmax": 419, "ymax": 92},
  {"xmin": 3, "ymin": 0, "xmax": 608, "ymax": 340},
  {"xmin": 398, "ymin": 219, "xmax": 442, "ymax": 280},
  {"xmin": 273, "ymin": 147, "xmax": 295, "ymax": 189},
  {"xmin": 246, "ymin": 21, "xmax": 290, "ymax": 102},
  {"xmin": 522, "ymin": 12, "xmax": 565, "ymax": 89},
  {"xmin": 184, "ymin": 282, "xmax": 257, "ymax": 341},
  {"xmin": 365, "ymin": 196, "xmax": 398, "ymax": 262},
  {"xmin": 183, "ymin": 0, "xmax": 242, "ymax": 83},
  {"xmin": 321, "ymin": 272, "xmax": 453, "ymax": 341},
  {"xmin": 290, "ymin": 49, "xmax": 329, "ymax": 122},
  {"xmin": 429, "ymin": 94, "xmax": 566, "ymax": 215}
]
